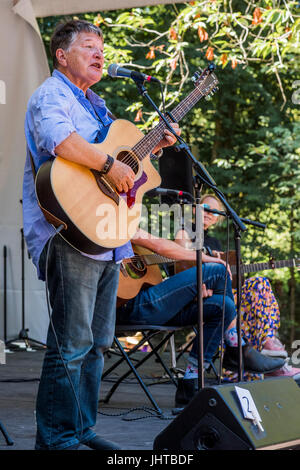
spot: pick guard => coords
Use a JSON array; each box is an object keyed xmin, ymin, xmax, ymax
[{"xmin": 120, "ymin": 171, "xmax": 148, "ymax": 208}]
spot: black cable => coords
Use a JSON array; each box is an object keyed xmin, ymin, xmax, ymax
[
  {"xmin": 44, "ymin": 227, "xmax": 84, "ymax": 444},
  {"xmin": 98, "ymin": 406, "xmax": 173, "ymax": 421},
  {"xmin": 218, "ymin": 215, "xmax": 230, "ymax": 384},
  {"xmin": 159, "ymin": 81, "xmax": 166, "ymax": 115}
]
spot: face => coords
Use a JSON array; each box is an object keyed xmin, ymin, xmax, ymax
[
  {"xmin": 56, "ymin": 32, "xmax": 104, "ymax": 93},
  {"xmin": 202, "ymin": 196, "xmax": 221, "ymax": 230}
]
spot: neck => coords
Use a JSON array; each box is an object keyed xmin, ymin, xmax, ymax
[{"xmin": 56, "ymin": 67, "xmax": 89, "ymax": 95}]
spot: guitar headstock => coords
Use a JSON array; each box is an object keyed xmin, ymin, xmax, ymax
[{"xmin": 192, "ymin": 64, "xmax": 219, "ymax": 98}]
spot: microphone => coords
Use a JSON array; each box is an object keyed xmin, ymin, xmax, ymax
[
  {"xmin": 107, "ymin": 64, "xmax": 160, "ymax": 83},
  {"xmin": 146, "ymin": 188, "xmax": 194, "ymax": 201}
]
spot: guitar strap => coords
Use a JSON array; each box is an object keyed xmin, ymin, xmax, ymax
[{"xmin": 29, "ymin": 150, "xmax": 37, "ymax": 180}]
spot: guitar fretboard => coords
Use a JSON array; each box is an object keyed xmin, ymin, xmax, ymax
[
  {"xmin": 132, "ymin": 72, "xmax": 217, "ymax": 162},
  {"xmin": 231, "ymin": 258, "xmax": 299, "ymax": 275},
  {"xmin": 142, "ymin": 253, "xmax": 174, "ymax": 266}
]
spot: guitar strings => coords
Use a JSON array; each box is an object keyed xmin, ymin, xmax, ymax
[
  {"xmin": 118, "ymin": 119, "xmax": 166, "ymax": 168},
  {"xmin": 122, "ymin": 254, "xmax": 173, "ymax": 264},
  {"xmin": 116, "ymin": 73, "xmax": 216, "ymax": 172}
]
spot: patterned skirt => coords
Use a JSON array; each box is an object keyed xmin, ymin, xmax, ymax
[{"xmin": 222, "ymin": 275, "xmax": 281, "ymax": 382}]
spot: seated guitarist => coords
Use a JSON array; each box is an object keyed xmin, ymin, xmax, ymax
[
  {"xmin": 177, "ymin": 193, "xmax": 300, "ymax": 383},
  {"xmin": 23, "ymin": 20, "xmax": 180, "ymax": 451},
  {"xmin": 116, "ymin": 228, "xmax": 285, "ymax": 409}
]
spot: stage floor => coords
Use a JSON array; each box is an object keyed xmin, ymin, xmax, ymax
[
  {"xmin": 1, "ymin": 345, "xmax": 299, "ymax": 451},
  {"xmin": 0, "ymin": 344, "xmax": 191, "ymax": 451}
]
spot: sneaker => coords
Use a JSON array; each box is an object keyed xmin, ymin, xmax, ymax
[
  {"xmin": 265, "ymin": 361, "xmax": 300, "ymax": 380},
  {"xmin": 261, "ymin": 337, "xmax": 288, "ymax": 359}
]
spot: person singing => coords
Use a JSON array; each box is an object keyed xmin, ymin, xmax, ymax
[{"xmin": 23, "ymin": 19, "xmax": 180, "ymax": 450}]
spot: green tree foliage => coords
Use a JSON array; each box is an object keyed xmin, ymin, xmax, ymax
[{"xmin": 37, "ymin": 1, "xmax": 300, "ymax": 344}]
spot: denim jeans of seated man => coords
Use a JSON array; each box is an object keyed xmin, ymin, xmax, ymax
[
  {"xmin": 116, "ymin": 264, "xmax": 236, "ymax": 365},
  {"xmin": 35, "ymin": 235, "xmax": 120, "ymax": 450}
]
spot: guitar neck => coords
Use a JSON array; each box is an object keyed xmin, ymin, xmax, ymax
[
  {"xmin": 132, "ymin": 72, "xmax": 217, "ymax": 161},
  {"xmin": 231, "ymin": 258, "xmax": 298, "ymax": 275},
  {"xmin": 142, "ymin": 253, "xmax": 175, "ymax": 266}
]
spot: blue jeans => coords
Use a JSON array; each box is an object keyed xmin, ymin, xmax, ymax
[
  {"xmin": 117, "ymin": 264, "xmax": 236, "ymax": 365},
  {"xmin": 36, "ymin": 236, "xmax": 120, "ymax": 450}
]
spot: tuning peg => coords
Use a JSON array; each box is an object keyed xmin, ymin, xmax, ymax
[
  {"xmin": 192, "ymin": 71, "xmax": 200, "ymax": 82},
  {"xmin": 210, "ymin": 87, "xmax": 219, "ymax": 95}
]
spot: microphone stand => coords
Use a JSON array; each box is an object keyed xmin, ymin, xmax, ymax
[
  {"xmin": 6, "ymin": 209, "xmax": 46, "ymax": 351},
  {"xmin": 132, "ymin": 75, "xmax": 247, "ymax": 386}
]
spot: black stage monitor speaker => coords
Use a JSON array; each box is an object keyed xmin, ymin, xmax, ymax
[
  {"xmin": 159, "ymin": 147, "xmax": 193, "ymax": 204},
  {"xmin": 154, "ymin": 378, "xmax": 300, "ymax": 450}
]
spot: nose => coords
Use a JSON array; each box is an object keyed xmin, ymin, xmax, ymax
[{"xmin": 93, "ymin": 47, "xmax": 103, "ymax": 58}]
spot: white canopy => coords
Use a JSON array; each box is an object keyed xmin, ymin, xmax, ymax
[{"xmin": 0, "ymin": 0, "xmax": 179, "ymax": 344}]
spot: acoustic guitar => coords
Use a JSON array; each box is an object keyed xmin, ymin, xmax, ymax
[
  {"xmin": 117, "ymin": 247, "xmax": 299, "ymax": 306},
  {"xmin": 35, "ymin": 66, "xmax": 219, "ymax": 256},
  {"xmin": 117, "ymin": 245, "xmax": 174, "ymax": 307}
]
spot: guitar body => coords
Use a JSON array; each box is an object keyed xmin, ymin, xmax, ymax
[
  {"xmin": 35, "ymin": 119, "xmax": 161, "ymax": 255},
  {"xmin": 117, "ymin": 246, "xmax": 163, "ymax": 307}
]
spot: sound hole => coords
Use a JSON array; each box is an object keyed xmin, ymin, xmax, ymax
[
  {"xmin": 117, "ymin": 151, "xmax": 139, "ymax": 175},
  {"xmin": 125, "ymin": 258, "xmax": 147, "ymax": 279}
]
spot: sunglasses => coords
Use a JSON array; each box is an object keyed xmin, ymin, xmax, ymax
[{"xmin": 202, "ymin": 203, "xmax": 220, "ymax": 218}]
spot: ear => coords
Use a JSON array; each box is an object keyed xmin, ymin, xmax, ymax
[{"xmin": 56, "ymin": 48, "xmax": 68, "ymax": 67}]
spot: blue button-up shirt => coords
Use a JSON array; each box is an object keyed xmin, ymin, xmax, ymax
[{"xmin": 23, "ymin": 69, "xmax": 133, "ymax": 280}]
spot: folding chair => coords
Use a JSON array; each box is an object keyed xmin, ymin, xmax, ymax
[{"xmin": 101, "ymin": 324, "xmax": 192, "ymax": 416}]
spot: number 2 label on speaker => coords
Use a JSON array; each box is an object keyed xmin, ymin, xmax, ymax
[{"xmin": 235, "ymin": 386, "xmax": 264, "ymax": 432}]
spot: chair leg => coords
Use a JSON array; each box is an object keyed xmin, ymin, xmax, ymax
[
  {"xmin": 176, "ymin": 336, "xmax": 195, "ymax": 362},
  {"xmin": 145, "ymin": 333, "xmax": 178, "ymax": 386},
  {"xmin": 102, "ymin": 331, "xmax": 176, "ymax": 411},
  {"xmin": 102, "ymin": 336, "xmax": 163, "ymax": 416},
  {"xmin": 102, "ymin": 332, "xmax": 159, "ymax": 379}
]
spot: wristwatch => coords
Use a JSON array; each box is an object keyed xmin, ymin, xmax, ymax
[{"xmin": 99, "ymin": 155, "xmax": 114, "ymax": 175}]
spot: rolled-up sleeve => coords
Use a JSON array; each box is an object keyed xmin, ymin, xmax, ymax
[{"xmin": 30, "ymin": 90, "xmax": 76, "ymax": 157}]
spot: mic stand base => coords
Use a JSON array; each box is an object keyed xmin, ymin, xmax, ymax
[
  {"xmin": 6, "ymin": 328, "xmax": 46, "ymax": 351},
  {"xmin": 5, "ymin": 228, "xmax": 47, "ymax": 352}
]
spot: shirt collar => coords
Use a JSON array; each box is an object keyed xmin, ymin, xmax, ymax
[
  {"xmin": 52, "ymin": 69, "xmax": 85, "ymax": 99},
  {"xmin": 86, "ymin": 88, "xmax": 106, "ymax": 108},
  {"xmin": 52, "ymin": 69, "xmax": 111, "ymax": 125},
  {"xmin": 53, "ymin": 69, "xmax": 106, "ymax": 107}
]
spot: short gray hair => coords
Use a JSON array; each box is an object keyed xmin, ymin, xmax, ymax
[{"xmin": 50, "ymin": 20, "xmax": 103, "ymax": 69}]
